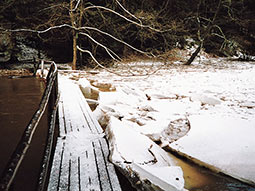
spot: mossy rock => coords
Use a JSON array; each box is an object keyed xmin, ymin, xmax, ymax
[{"xmin": 0, "ymin": 32, "xmax": 14, "ymax": 62}]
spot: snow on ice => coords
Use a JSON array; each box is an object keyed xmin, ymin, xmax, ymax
[{"xmin": 74, "ymin": 58, "xmax": 255, "ymax": 189}]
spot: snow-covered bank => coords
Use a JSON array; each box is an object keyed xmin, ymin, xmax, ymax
[{"xmin": 74, "ymin": 58, "xmax": 255, "ymax": 189}]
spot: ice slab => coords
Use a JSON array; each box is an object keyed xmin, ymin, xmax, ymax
[
  {"xmin": 169, "ymin": 114, "xmax": 255, "ymax": 185},
  {"xmin": 106, "ymin": 116, "xmax": 185, "ymax": 191}
]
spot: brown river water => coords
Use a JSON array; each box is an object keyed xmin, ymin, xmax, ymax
[{"xmin": 0, "ymin": 77, "xmax": 48, "ymax": 191}]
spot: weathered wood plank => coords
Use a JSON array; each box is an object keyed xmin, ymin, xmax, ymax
[
  {"xmin": 99, "ymin": 139, "xmax": 122, "ymax": 191},
  {"xmin": 58, "ymin": 100, "xmax": 66, "ymax": 137},
  {"xmin": 69, "ymin": 154, "xmax": 80, "ymax": 191},
  {"xmin": 59, "ymin": 89, "xmax": 73, "ymax": 134},
  {"xmin": 73, "ymin": 83, "xmax": 98, "ymax": 134},
  {"xmin": 76, "ymin": 87, "xmax": 103, "ymax": 134},
  {"xmin": 64, "ymin": 98, "xmax": 88, "ymax": 133},
  {"xmin": 80, "ymin": 143, "xmax": 101, "ymax": 191},
  {"xmin": 47, "ymin": 139, "xmax": 63, "ymax": 191},
  {"xmin": 58, "ymin": 142, "xmax": 70, "ymax": 191},
  {"xmin": 59, "ymin": 80, "xmax": 93, "ymax": 135},
  {"xmin": 92, "ymin": 139, "xmax": 112, "ymax": 191}
]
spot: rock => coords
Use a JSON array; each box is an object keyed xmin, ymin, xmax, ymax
[
  {"xmin": 0, "ymin": 32, "xmax": 14, "ymax": 62},
  {"xmin": 0, "ymin": 33, "xmax": 48, "ymax": 64}
]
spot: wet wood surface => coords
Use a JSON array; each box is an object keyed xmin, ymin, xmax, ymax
[{"xmin": 47, "ymin": 75, "xmax": 121, "ymax": 191}]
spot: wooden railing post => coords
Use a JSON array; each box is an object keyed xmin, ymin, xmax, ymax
[
  {"xmin": 37, "ymin": 62, "xmax": 59, "ymax": 191},
  {"xmin": 41, "ymin": 60, "xmax": 44, "ymax": 78}
]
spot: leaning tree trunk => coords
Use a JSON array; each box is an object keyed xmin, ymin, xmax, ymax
[
  {"xmin": 185, "ymin": 0, "xmax": 222, "ymax": 65},
  {"xmin": 184, "ymin": 43, "xmax": 202, "ymax": 65}
]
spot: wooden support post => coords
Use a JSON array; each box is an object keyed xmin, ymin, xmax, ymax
[{"xmin": 41, "ymin": 60, "xmax": 44, "ymax": 78}]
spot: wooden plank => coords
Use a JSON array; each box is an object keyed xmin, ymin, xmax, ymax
[
  {"xmin": 99, "ymin": 139, "xmax": 122, "ymax": 191},
  {"xmin": 69, "ymin": 154, "xmax": 80, "ymax": 191},
  {"xmin": 47, "ymin": 139, "xmax": 63, "ymax": 191},
  {"xmin": 58, "ymin": 142, "xmax": 70, "ymax": 191},
  {"xmin": 80, "ymin": 142, "xmax": 101, "ymax": 191},
  {"xmin": 61, "ymin": 98, "xmax": 73, "ymax": 134},
  {"xmin": 59, "ymin": 80, "xmax": 75, "ymax": 134},
  {"xmin": 72, "ymin": 83, "xmax": 97, "ymax": 134},
  {"xmin": 75, "ymin": 86, "xmax": 103, "ymax": 134},
  {"xmin": 58, "ymin": 100, "xmax": 66, "ymax": 137},
  {"xmin": 60, "ymin": 81, "xmax": 92, "ymax": 134},
  {"xmin": 64, "ymin": 97, "xmax": 88, "ymax": 133},
  {"xmin": 92, "ymin": 139, "xmax": 112, "ymax": 191}
]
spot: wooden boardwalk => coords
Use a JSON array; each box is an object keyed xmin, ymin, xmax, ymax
[{"xmin": 47, "ymin": 75, "xmax": 122, "ymax": 191}]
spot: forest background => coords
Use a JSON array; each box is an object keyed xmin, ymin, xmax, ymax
[{"xmin": 0, "ymin": 0, "xmax": 255, "ymax": 68}]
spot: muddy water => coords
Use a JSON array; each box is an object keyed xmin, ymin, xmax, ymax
[
  {"xmin": 0, "ymin": 77, "xmax": 48, "ymax": 191},
  {"xmin": 167, "ymin": 152, "xmax": 255, "ymax": 191}
]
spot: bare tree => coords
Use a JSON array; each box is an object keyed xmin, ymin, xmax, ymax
[
  {"xmin": 185, "ymin": 0, "xmax": 223, "ymax": 65},
  {"xmin": 1, "ymin": 0, "xmax": 168, "ymax": 73}
]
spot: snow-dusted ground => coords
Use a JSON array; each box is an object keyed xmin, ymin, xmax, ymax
[{"xmin": 71, "ymin": 57, "xmax": 255, "ymax": 190}]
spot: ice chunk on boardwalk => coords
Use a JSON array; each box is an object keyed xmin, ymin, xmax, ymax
[{"xmin": 105, "ymin": 116, "xmax": 185, "ymax": 191}]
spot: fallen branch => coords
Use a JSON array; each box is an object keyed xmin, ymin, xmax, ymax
[
  {"xmin": 77, "ymin": 46, "xmax": 163, "ymax": 77},
  {"xmin": 77, "ymin": 46, "xmax": 124, "ymax": 76}
]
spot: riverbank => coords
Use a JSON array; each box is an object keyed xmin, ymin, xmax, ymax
[{"xmin": 0, "ymin": 69, "xmax": 33, "ymax": 77}]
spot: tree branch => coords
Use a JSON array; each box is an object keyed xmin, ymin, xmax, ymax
[
  {"xmin": 79, "ymin": 32, "xmax": 121, "ymax": 61},
  {"xmin": 115, "ymin": 0, "xmax": 142, "ymax": 25},
  {"xmin": 84, "ymin": 5, "xmax": 170, "ymax": 33},
  {"xmin": 81, "ymin": 26, "xmax": 154, "ymax": 57},
  {"xmin": 185, "ymin": 0, "xmax": 222, "ymax": 65},
  {"xmin": 77, "ymin": 46, "xmax": 125, "ymax": 76},
  {"xmin": 77, "ymin": 46, "xmax": 163, "ymax": 77},
  {"xmin": 0, "ymin": 24, "xmax": 72, "ymax": 34},
  {"xmin": 70, "ymin": 0, "xmax": 81, "ymax": 12}
]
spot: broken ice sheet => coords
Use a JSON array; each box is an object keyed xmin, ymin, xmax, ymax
[{"xmin": 105, "ymin": 116, "xmax": 185, "ymax": 191}]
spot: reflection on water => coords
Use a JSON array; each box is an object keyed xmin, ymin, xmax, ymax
[
  {"xmin": 0, "ymin": 77, "xmax": 47, "ymax": 191},
  {"xmin": 168, "ymin": 152, "xmax": 255, "ymax": 191}
]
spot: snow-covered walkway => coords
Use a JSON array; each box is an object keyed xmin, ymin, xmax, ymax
[{"xmin": 47, "ymin": 75, "xmax": 121, "ymax": 191}]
